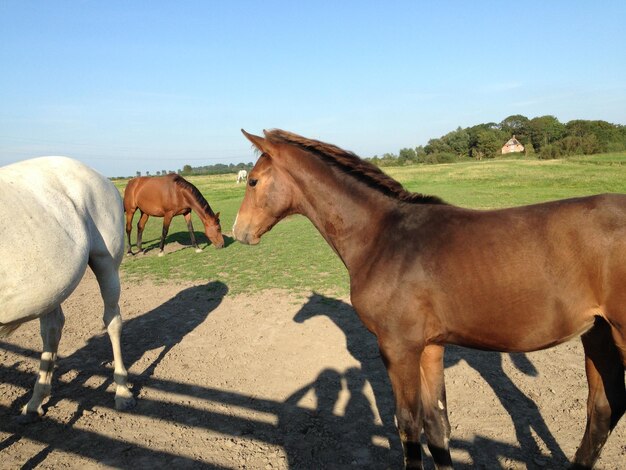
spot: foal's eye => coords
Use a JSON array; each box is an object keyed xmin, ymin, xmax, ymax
[{"xmin": 248, "ymin": 179, "xmax": 258, "ymax": 187}]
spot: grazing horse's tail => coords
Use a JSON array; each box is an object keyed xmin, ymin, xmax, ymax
[{"xmin": 0, "ymin": 323, "xmax": 22, "ymax": 338}]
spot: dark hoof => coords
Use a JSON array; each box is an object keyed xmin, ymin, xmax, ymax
[{"xmin": 16, "ymin": 412, "xmax": 42, "ymax": 425}]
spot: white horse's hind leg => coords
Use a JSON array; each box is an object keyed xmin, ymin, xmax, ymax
[
  {"xmin": 90, "ymin": 256, "xmax": 135, "ymax": 410},
  {"xmin": 22, "ymin": 306, "xmax": 65, "ymax": 419}
]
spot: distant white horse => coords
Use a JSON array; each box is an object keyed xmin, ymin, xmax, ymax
[
  {"xmin": 237, "ymin": 169, "xmax": 248, "ymax": 183},
  {"xmin": 0, "ymin": 156, "xmax": 135, "ymax": 419}
]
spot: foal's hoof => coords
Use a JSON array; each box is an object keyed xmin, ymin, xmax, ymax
[
  {"xmin": 158, "ymin": 251, "xmax": 165, "ymax": 257},
  {"xmin": 195, "ymin": 248, "xmax": 202, "ymax": 253}
]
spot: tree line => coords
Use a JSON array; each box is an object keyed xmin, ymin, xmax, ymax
[
  {"xmin": 368, "ymin": 115, "xmax": 626, "ymax": 166},
  {"xmin": 142, "ymin": 115, "xmax": 625, "ymax": 178},
  {"xmin": 133, "ymin": 161, "xmax": 254, "ymax": 178},
  {"xmin": 180, "ymin": 161, "xmax": 253, "ymax": 176}
]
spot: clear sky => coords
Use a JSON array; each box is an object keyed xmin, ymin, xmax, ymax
[{"xmin": 1, "ymin": 1, "xmax": 625, "ymax": 177}]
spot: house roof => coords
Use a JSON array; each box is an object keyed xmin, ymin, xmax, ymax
[{"xmin": 504, "ymin": 135, "xmax": 522, "ymax": 146}]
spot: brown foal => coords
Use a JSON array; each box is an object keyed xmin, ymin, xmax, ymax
[{"xmin": 233, "ymin": 129, "xmax": 626, "ymax": 469}]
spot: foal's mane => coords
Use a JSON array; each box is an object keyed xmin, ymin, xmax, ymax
[
  {"xmin": 170, "ymin": 175, "xmax": 216, "ymax": 217},
  {"xmin": 265, "ymin": 129, "xmax": 445, "ymax": 205}
]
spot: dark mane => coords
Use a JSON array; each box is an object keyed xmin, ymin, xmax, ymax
[
  {"xmin": 264, "ymin": 129, "xmax": 446, "ymax": 205},
  {"xmin": 170, "ymin": 174, "xmax": 216, "ymax": 216}
]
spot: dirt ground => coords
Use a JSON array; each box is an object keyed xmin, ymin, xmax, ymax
[{"xmin": 1, "ymin": 260, "xmax": 625, "ymax": 469}]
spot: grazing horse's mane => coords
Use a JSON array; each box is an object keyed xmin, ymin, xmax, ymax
[
  {"xmin": 170, "ymin": 174, "xmax": 216, "ymax": 216},
  {"xmin": 264, "ymin": 129, "xmax": 446, "ymax": 205}
]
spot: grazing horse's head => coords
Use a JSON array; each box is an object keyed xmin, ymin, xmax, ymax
[
  {"xmin": 203, "ymin": 212, "xmax": 224, "ymax": 249},
  {"xmin": 233, "ymin": 129, "xmax": 295, "ymax": 245}
]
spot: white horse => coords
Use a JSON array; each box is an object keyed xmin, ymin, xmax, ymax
[
  {"xmin": 0, "ymin": 156, "xmax": 135, "ymax": 419},
  {"xmin": 237, "ymin": 169, "xmax": 247, "ymax": 184}
]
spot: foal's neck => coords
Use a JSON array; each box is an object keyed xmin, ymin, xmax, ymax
[{"xmin": 294, "ymin": 167, "xmax": 396, "ymax": 273}]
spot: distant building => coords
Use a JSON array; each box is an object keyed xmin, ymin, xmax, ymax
[{"xmin": 502, "ymin": 135, "xmax": 525, "ymax": 154}]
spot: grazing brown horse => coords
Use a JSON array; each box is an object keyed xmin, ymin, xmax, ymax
[
  {"xmin": 233, "ymin": 129, "xmax": 626, "ymax": 469},
  {"xmin": 124, "ymin": 174, "xmax": 224, "ymax": 256}
]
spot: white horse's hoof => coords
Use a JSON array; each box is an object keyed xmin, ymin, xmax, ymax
[
  {"xmin": 115, "ymin": 396, "xmax": 136, "ymax": 411},
  {"xmin": 17, "ymin": 412, "xmax": 42, "ymax": 424},
  {"xmin": 158, "ymin": 251, "xmax": 164, "ymax": 257},
  {"xmin": 18, "ymin": 405, "xmax": 43, "ymax": 424},
  {"xmin": 195, "ymin": 248, "xmax": 202, "ymax": 253}
]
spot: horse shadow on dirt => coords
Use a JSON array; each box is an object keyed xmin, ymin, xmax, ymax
[
  {"xmin": 1, "ymin": 288, "xmax": 571, "ymax": 468},
  {"xmin": 293, "ymin": 293, "xmax": 570, "ymax": 469},
  {"xmin": 50, "ymin": 281, "xmax": 229, "ymax": 410},
  {"xmin": 1, "ymin": 281, "xmax": 394, "ymax": 468},
  {"xmin": 1, "ymin": 282, "xmax": 229, "ymax": 468}
]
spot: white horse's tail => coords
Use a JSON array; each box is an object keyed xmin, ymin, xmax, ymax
[{"xmin": 0, "ymin": 323, "xmax": 22, "ymax": 338}]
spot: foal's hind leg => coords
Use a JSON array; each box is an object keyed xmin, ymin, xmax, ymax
[
  {"xmin": 89, "ymin": 255, "xmax": 135, "ymax": 410},
  {"xmin": 125, "ymin": 207, "xmax": 136, "ymax": 255},
  {"xmin": 21, "ymin": 306, "xmax": 65, "ymax": 420},
  {"xmin": 573, "ymin": 318, "xmax": 626, "ymax": 468},
  {"xmin": 136, "ymin": 212, "xmax": 149, "ymax": 253},
  {"xmin": 158, "ymin": 213, "xmax": 174, "ymax": 256},
  {"xmin": 183, "ymin": 212, "xmax": 201, "ymax": 252}
]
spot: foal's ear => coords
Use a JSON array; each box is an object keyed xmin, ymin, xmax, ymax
[{"xmin": 241, "ymin": 129, "xmax": 274, "ymax": 154}]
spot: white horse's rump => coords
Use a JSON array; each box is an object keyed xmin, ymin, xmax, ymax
[
  {"xmin": 237, "ymin": 169, "xmax": 248, "ymax": 183},
  {"xmin": 0, "ymin": 156, "xmax": 135, "ymax": 417}
]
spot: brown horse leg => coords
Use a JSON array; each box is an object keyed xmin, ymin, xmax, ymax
[
  {"xmin": 379, "ymin": 340, "xmax": 425, "ymax": 469},
  {"xmin": 136, "ymin": 212, "xmax": 149, "ymax": 253},
  {"xmin": 158, "ymin": 213, "xmax": 173, "ymax": 256},
  {"xmin": 572, "ymin": 318, "xmax": 626, "ymax": 469},
  {"xmin": 183, "ymin": 213, "xmax": 200, "ymax": 252},
  {"xmin": 125, "ymin": 208, "xmax": 136, "ymax": 255},
  {"xmin": 420, "ymin": 345, "xmax": 453, "ymax": 469}
]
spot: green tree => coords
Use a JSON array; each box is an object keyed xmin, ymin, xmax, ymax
[
  {"xmin": 472, "ymin": 130, "xmax": 501, "ymax": 159},
  {"xmin": 529, "ymin": 115, "xmax": 565, "ymax": 151},
  {"xmin": 424, "ymin": 138, "xmax": 452, "ymax": 155},
  {"xmin": 467, "ymin": 124, "xmax": 507, "ymax": 159},
  {"xmin": 398, "ymin": 148, "xmax": 417, "ymax": 165},
  {"xmin": 500, "ymin": 114, "xmax": 530, "ymax": 144},
  {"xmin": 442, "ymin": 127, "xmax": 470, "ymax": 157}
]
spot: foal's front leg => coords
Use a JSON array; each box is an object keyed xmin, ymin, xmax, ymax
[
  {"xmin": 21, "ymin": 306, "xmax": 65, "ymax": 420},
  {"xmin": 379, "ymin": 340, "xmax": 425, "ymax": 469},
  {"xmin": 420, "ymin": 344, "xmax": 452, "ymax": 469}
]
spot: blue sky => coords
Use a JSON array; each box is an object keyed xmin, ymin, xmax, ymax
[{"xmin": 1, "ymin": 1, "xmax": 625, "ymax": 177}]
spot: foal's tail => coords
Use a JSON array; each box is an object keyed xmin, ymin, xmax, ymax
[{"xmin": 0, "ymin": 323, "xmax": 22, "ymax": 338}]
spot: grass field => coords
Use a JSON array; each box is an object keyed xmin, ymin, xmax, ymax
[{"xmin": 114, "ymin": 152, "xmax": 626, "ymax": 295}]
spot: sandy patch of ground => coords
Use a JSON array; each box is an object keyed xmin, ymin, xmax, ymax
[{"xmin": 1, "ymin": 269, "xmax": 625, "ymax": 469}]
